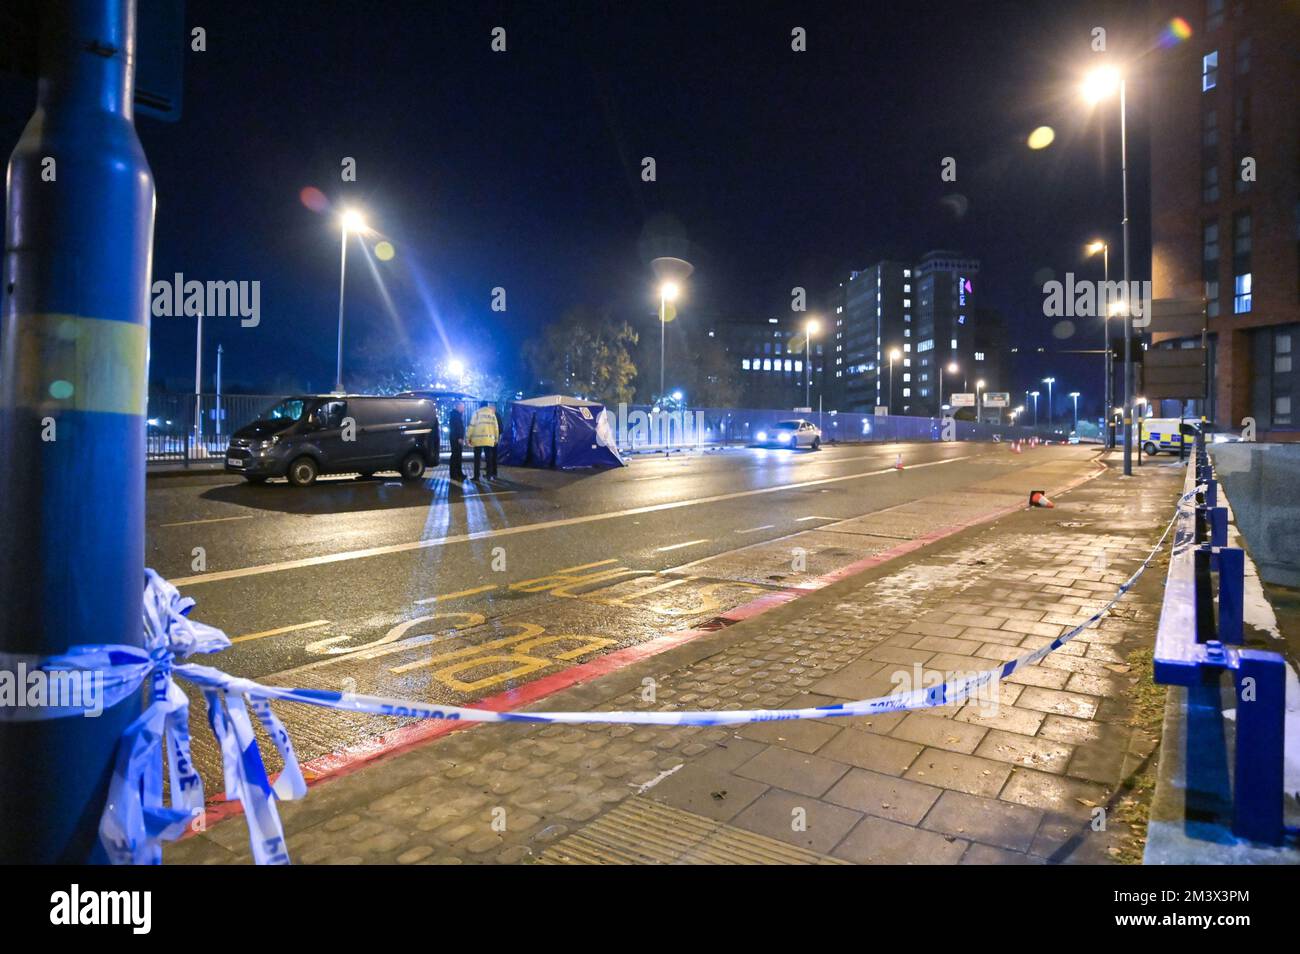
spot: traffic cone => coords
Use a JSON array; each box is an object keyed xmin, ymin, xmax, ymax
[
  {"xmin": 1028, "ymin": 490, "xmax": 1055, "ymax": 509},
  {"xmin": 894, "ymin": 454, "xmax": 904, "ymax": 471},
  {"xmin": 1012, "ymin": 440, "xmax": 1022, "ymax": 454}
]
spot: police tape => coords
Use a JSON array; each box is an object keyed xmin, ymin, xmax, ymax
[{"xmin": 0, "ymin": 488, "xmax": 1201, "ymax": 864}]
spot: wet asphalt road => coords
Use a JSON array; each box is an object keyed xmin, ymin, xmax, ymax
[{"xmin": 148, "ymin": 441, "xmax": 1045, "ymax": 685}]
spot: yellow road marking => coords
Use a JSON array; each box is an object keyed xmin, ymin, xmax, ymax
[
  {"xmin": 414, "ymin": 584, "xmax": 498, "ymax": 605},
  {"xmin": 230, "ymin": 619, "xmax": 331, "ymax": 644},
  {"xmin": 158, "ymin": 515, "xmax": 256, "ymax": 528}
]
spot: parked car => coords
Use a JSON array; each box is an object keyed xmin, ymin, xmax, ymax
[
  {"xmin": 754, "ymin": 419, "xmax": 822, "ymax": 450},
  {"xmin": 225, "ymin": 395, "xmax": 440, "ymax": 485}
]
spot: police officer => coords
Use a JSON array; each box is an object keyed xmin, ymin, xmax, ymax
[
  {"xmin": 448, "ymin": 400, "xmax": 467, "ymax": 481},
  {"xmin": 467, "ymin": 400, "xmax": 500, "ymax": 480}
]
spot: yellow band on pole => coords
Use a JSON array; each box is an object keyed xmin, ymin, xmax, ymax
[{"xmin": 11, "ymin": 313, "xmax": 148, "ymax": 415}]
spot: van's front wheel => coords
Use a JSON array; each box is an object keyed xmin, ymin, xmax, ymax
[
  {"xmin": 287, "ymin": 456, "xmax": 319, "ymax": 487},
  {"xmin": 1143, "ymin": 441, "xmax": 1159, "ymax": 456},
  {"xmin": 399, "ymin": 452, "xmax": 427, "ymax": 481}
]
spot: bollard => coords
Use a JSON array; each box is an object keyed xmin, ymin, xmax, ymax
[
  {"xmin": 1232, "ymin": 652, "xmax": 1286, "ymax": 845},
  {"xmin": 1210, "ymin": 506, "xmax": 1229, "ymax": 549},
  {"xmin": 1215, "ymin": 546, "xmax": 1244, "ymax": 645},
  {"xmin": 0, "ymin": 0, "xmax": 154, "ymax": 862}
]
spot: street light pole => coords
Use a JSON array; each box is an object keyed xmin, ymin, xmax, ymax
[
  {"xmin": 1031, "ymin": 390, "xmax": 1040, "ymax": 427},
  {"xmin": 336, "ymin": 227, "xmax": 348, "ymax": 393},
  {"xmin": 804, "ymin": 318, "xmax": 820, "ymax": 408},
  {"xmin": 1069, "ymin": 391, "xmax": 1080, "ymax": 431},
  {"xmin": 1120, "ymin": 77, "xmax": 1134, "ymax": 476},
  {"xmin": 194, "ymin": 307, "xmax": 203, "ymax": 448},
  {"xmin": 1042, "ymin": 377, "xmax": 1055, "ymax": 427}
]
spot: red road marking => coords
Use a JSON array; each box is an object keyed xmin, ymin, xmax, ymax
[{"xmin": 191, "ymin": 451, "xmax": 1108, "ymax": 837}]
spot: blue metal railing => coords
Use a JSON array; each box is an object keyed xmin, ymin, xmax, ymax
[{"xmin": 1153, "ymin": 434, "xmax": 1287, "ymax": 845}]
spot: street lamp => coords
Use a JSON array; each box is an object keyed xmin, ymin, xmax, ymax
[
  {"xmin": 659, "ymin": 280, "xmax": 680, "ymax": 403},
  {"xmin": 1031, "ymin": 390, "xmax": 1040, "ymax": 426},
  {"xmin": 1083, "ymin": 63, "xmax": 1134, "ymax": 475},
  {"xmin": 888, "ymin": 348, "xmax": 901, "ymax": 415},
  {"xmin": 940, "ymin": 361, "xmax": 958, "ymax": 415},
  {"xmin": 336, "ymin": 208, "xmax": 368, "ymax": 393},
  {"xmin": 975, "ymin": 379, "xmax": 985, "ymax": 423},
  {"xmin": 1042, "ymin": 377, "xmax": 1055, "ymax": 427},
  {"xmin": 1069, "ymin": 391, "xmax": 1081, "ymax": 430},
  {"xmin": 1086, "ymin": 239, "xmax": 1114, "ymax": 447},
  {"xmin": 804, "ymin": 318, "xmax": 820, "ymax": 408}
]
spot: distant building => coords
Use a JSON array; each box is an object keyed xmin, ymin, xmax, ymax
[
  {"xmin": 825, "ymin": 251, "xmax": 980, "ymax": 415},
  {"xmin": 972, "ymin": 306, "xmax": 1008, "ymax": 420},
  {"xmin": 708, "ymin": 315, "xmax": 823, "ymax": 410},
  {"xmin": 1149, "ymin": 0, "xmax": 1299, "ymax": 438}
]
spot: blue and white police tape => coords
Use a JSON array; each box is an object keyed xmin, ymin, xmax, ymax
[{"xmin": 0, "ymin": 488, "xmax": 1200, "ymax": 864}]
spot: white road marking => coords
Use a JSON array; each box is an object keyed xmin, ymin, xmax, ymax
[
  {"xmin": 796, "ymin": 516, "xmax": 837, "ymax": 522},
  {"xmin": 737, "ymin": 524, "xmax": 775, "ymax": 534},
  {"xmin": 157, "ymin": 515, "xmax": 255, "ymax": 528},
  {"xmin": 170, "ymin": 454, "xmax": 971, "ymax": 587},
  {"xmin": 655, "ymin": 538, "xmax": 710, "ymax": 552}
]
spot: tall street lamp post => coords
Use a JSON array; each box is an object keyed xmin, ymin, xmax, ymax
[
  {"xmin": 1069, "ymin": 391, "xmax": 1080, "ymax": 431},
  {"xmin": 941, "ymin": 361, "xmax": 958, "ymax": 414},
  {"xmin": 1087, "ymin": 239, "xmax": 1113, "ymax": 447},
  {"xmin": 805, "ymin": 318, "xmax": 820, "ymax": 408},
  {"xmin": 336, "ymin": 208, "xmax": 367, "ymax": 393},
  {"xmin": 1084, "ymin": 64, "xmax": 1134, "ymax": 475},
  {"xmin": 1031, "ymin": 390, "xmax": 1040, "ymax": 426},
  {"xmin": 1042, "ymin": 377, "xmax": 1055, "ymax": 427},
  {"xmin": 976, "ymin": 379, "xmax": 985, "ymax": 424}
]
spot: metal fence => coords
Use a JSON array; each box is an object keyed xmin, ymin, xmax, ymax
[
  {"xmin": 145, "ymin": 392, "xmax": 1087, "ymax": 464},
  {"xmin": 146, "ymin": 392, "xmax": 279, "ymax": 462},
  {"xmin": 613, "ymin": 403, "xmax": 1077, "ymax": 453}
]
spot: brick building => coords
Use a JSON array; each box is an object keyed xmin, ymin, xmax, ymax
[{"xmin": 1149, "ymin": 0, "xmax": 1299, "ymax": 438}]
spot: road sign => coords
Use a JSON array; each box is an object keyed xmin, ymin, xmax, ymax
[
  {"xmin": 1148, "ymin": 298, "xmax": 1208, "ymax": 339},
  {"xmin": 1141, "ymin": 348, "xmax": 1207, "ymax": 399},
  {"xmin": 874, "ymin": 405, "xmax": 890, "ymax": 416},
  {"xmin": 983, "ymin": 392, "xmax": 1010, "ymax": 408},
  {"xmin": 950, "ymin": 392, "xmax": 975, "ymax": 407}
]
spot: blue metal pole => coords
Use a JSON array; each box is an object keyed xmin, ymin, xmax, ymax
[
  {"xmin": 1233, "ymin": 653, "xmax": 1285, "ymax": 845},
  {"xmin": 0, "ymin": 0, "xmax": 154, "ymax": 862}
]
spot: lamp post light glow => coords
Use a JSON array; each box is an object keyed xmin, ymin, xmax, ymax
[
  {"xmin": 1083, "ymin": 63, "xmax": 1134, "ymax": 474},
  {"xmin": 1069, "ymin": 391, "xmax": 1081, "ymax": 430},
  {"xmin": 1031, "ymin": 390, "xmax": 1040, "ymax": 427},
  {"xmin": 658, "ymin": 281, "xmax": 680, "ymax": 403},
  {"xmin": 335, "ymin": 208, "xmax": 369, "ymax": 393},
  {"xmin": 1042, "ymin": 377, "xmax": 1055, "ymax": 427},
  {"xmin": 888, "ymin": 348, "xmax": 901, "ymax": 414},
  {"xmin": 940, "ymin": 361, "xmax": 958, "ymax": 414},
  {"xmin": 975, "ymin": 379, "xmax": 986, "ymax": 424}
]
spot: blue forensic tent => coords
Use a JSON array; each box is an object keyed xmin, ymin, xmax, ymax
[{"xmin": 499, "ymin": 395, "xmax": 626, "ymax": 469}]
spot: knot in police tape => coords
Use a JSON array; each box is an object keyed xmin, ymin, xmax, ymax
[{"xmin": 0, "ymin": 489, "xmax": 1201, "ymax": 864}]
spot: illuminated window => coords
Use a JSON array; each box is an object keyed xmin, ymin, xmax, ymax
[
  {"xmin": 1203, "ymin": 51, "xmax": 1218, "ymax": 91},
  {"xmin": 795, "ymin": 360, "xmax": 803, "ymax": 372},
  {"xmin": 742, "ymin": 359, "xmax": 750, "ymax": 370},
  {"xmin": 975, "ymin": 351, "xmax": 985, "ymax": 361},
  {"xmin": 1233, "ymin": 272, "xmax": 1252, "ymax": 313}
]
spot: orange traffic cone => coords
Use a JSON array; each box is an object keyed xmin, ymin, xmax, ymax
[
  {"xmin": 1028, "ymin": 490, "xmax": 1055, "ymax": 509},
  {"xmin": 1012, "ymin": 440, "xmax": 1022, "ymax": 454},
  {"xmin": 894, "ymin": 454, "xmax": 904, "ymax": 471}
]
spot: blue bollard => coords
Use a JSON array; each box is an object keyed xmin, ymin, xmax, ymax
[
  {"xmin": 1210, "ymin": 506, "xmax": 1228, "ymax": 549},
  {"xmin": 1216, "ymin": 547, "xmax": 1244, "ymax": 645},
  {"xmin": 0, "ymin": 0, "xmax": 154, "ymax": 862},
  {"xmin": 1233, "ymin": 652, "xmax": 1286, "ymax": 845}
]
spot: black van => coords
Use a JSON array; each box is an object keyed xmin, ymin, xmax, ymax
[{"xmin": 225, "ymin": 395, "xmax": 440, "ymax": 486}]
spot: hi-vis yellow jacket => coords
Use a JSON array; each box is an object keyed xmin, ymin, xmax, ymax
[{"xmin": 466, "ymin": 406, "xmax": 500, "ymax": 447}]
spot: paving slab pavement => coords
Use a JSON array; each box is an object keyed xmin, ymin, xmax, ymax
[{"xmin": 169, "ymin": 450, "xmax": 1187, "ymax": 864}]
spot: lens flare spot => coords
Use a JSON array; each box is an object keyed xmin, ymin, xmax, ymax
[
  {"xmin": 299, "ymin": 186, "xmax": 328, "ymax": 213},
  {"xmin": 49, "ymin": 380, "xmax": 74, "ymax": 399},
  {"xmin": 374, "ymin": 240, "xmax": 395, "ymax": 261},
  {"xmin": 1159, "ymin": 17, "xmax": 1193, "ymax": 48},
  {"xmin": 1027, "ymin": 126, "xmax": 1055, "ymax": 150}
]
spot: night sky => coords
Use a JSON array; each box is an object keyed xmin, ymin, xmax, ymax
[{"xmin": 0, "ymin": 0, "xmax": 1154, "ymax": 416}]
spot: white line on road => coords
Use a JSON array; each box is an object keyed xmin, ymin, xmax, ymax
[
  {"xmin": 157, "ymin": 515, "xmax": 256, "ymax": 529},
  {"xmin": 170, "ymin": 454, "xmax": 971, "ymax": 587},
  {"xmin": 655, "ymin": 538, "xmax": 710, "ymax": 552},
  {"xmin": 795, "ymin": 516, "xmax": 837, "ymax": 522},
  {"xmin": 737, "ymin": 524, "xmax": 775, "ymax": 534}
]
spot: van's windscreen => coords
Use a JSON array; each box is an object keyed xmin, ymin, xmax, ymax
[{"xmin": 260, "ymin": 399, "xmax": 308, "ymax": 422}]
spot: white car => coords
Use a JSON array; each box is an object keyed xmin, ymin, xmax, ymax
[{"xmin": 755, "ymin": 419, "xmax": 822, "ymax": 450}]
